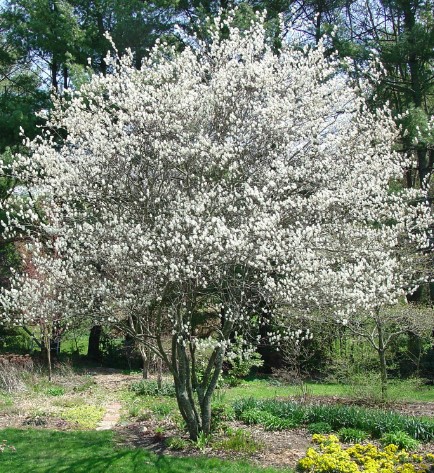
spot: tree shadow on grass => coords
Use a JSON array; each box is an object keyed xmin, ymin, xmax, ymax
[{"xmin": 0, "ymin": 428, "xmax": 274, "ymax": 473}]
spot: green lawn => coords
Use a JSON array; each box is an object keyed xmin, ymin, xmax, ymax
[
  {"xmin": 223, "ymin": 378, "xmax": 434, "ymax": 403},
  {"xmin": 0, "ymin": 429, "xmax": 290, "ymax": 473}
]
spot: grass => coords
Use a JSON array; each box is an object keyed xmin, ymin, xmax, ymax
[
  {"xmin": 121, "ymin": 375, "xmax": 434, "ymax": 437},
  {"xmin": 0, "ymin": 429, "xmax": 291, "ymax": 473},
  {"xmin": 221, "ymin": 377, "xmax": 434, "ymax": 403}
]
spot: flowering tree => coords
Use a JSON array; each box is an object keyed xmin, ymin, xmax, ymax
[{"xmin": 0, "ymin": 13, "xmax": 431, "ymax": 439}]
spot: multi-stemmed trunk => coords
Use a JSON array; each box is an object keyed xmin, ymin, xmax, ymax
[
  {"xmin": 172, "ymin": 341, "xmax": 226, "ymax": 440},
  {"xmin": 158, "ymin": 309, "xmax": 233, "ymax": 441}
]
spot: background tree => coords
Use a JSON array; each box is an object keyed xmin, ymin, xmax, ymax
[
  {"xmin": 338, "ymin": 305, "xmax": 434, "ymax": 398},
  {"xmin": 2, "ymin": 0, "xmax": 86, "ymax": 91}
]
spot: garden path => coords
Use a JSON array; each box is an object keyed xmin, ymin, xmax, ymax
[{"xmin": 96, "ymin": 402, "xmax": 122, "ymax": 431}]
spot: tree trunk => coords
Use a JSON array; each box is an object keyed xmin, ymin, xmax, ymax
[
  {"xmin": 157, "ymin": 356, "xmax": 162, "ymax": 389},
  {"xmin": 139, "ymin": 345, "xmax": 150, "ymax": 379},
  {"xmin": 42, "ymin": 328, "xmax": 52, "ymax": 382},
  {"xmin": 63, "ymin": 66, "xmax": 68, "ymax": 90},
  {"xmin": 175, "ymin": 384, "xmax": 200, "ymax": 441},
  {"xmin": 377, "ymin": 323, "xmax": 387, "ymax": 400},
  {"xmin": 87, "ymin": 325, "xmax": 102, "ymax": 361},
  {"xmin": 47, "ymin": 338, "xmax": 52, "ymax": 382},
  {"xmin": 51, "ymin": 60, "xmax": 58, "ymax": 92}
]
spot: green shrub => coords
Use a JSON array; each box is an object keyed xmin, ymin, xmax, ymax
[
  {"xmin": 380, "ymin": 431, "xmax": 420, "ymax": 451},
  {"xmin": 239, "ymin": 408, "xmax": 267, "ymax": 425},
  {"xmin": 337, "ymin": 427, "xmax": 368, "ymax": 443},
  {"xmin": 224, "ymin": 342, "xmax": 264, "ymax": 386},
  {"xmin": 129, "ymin": 380, "xmax": 175, "ymax": 397},
  {"xmin": 308, "ymin": 422, "xmax": 333, "ymax": 434}
]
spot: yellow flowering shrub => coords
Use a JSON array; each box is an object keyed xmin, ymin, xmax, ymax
[{"xmin": 297, "ymin": 435, "xmax": 434, "ymax": 473}]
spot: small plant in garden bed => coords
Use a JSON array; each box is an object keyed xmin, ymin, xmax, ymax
[
  {"xmin": 129, "ymin": 380, "xmax": 175, "ymax": 397},
  {"xmin": 150, "ymin": 403, "xmax": 173, "ymax": 419},
  {"xmin": 165, "ymin": 436, "xmax": 190, "ymax": 450},
  {"xmin": 127, "ymin": 401, "xmax": 142, "ymax": 419},
  {"xmin": 234, "ymin": 398, "xmax": 306, "ymax": 427},
  {"xmin": 380, "ymin": 431, "xmax": 420, "ymax": 451},
  {"xmin": 154, "ymin": 426, "xmax": 166, "ymax": 440},
  {"xmin": 193, "ymin": 431, "xmax": 211, "ymax": 452},
  {"xmin": 211, "ymin": 403, "xmax": 235, "ymax": 431},
  {"xmin": 308, "ymin": 422, "xmax": 333, "ymax": 434},
  {"xmin": 297, "ymin": 434, "xmax": 434, "ymax": 473},
  {"xmin": 214, "ymin": 428, "xmax": 263, "ymax": 453},
  {"xmin": 338, "ymin": 428, "xmax": 369, "ymax": 443},
  {"xmin": 23, "ymin": 409, "xmax": 50, "ymax": 427}
]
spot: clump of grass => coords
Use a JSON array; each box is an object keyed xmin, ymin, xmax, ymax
[
  {"xmin": 240, "ymin": 408, "xmax": 296, "ymax": 431},
  {"xmin": 215, "ymin": 428, "xmax": 262, "ymax": 453},
  {"xmin": 130, "ymin": 380, "xmax": 175, "ymax": 397},
  {"xmin": 0, "ymin": 365, "xmax": 27, "ymax": 393},
  {"xmin": 192, "ymin": 432, "xmax": 210, "ymax": 452},
  {"xmin": 308, "ymin": 422, "xmax": 333, "ymax": 434},
  {"xmin": 234, "ymin": 398, "xmax": 306, "ymax": 428},
  {"xmin": 150, "ymin": 403, "xmax": 173, "ymax": 419},
  {"xmin": 61, "ymin": 405, "xmax": 105, "ymax": 429},
  {"xmin": 165, "ymin": 436, "xmax": 190, "ymax": 450},
  {"xmin": 338, "ymin": 427, "xmax": 369, "ymax": 443},
  {"xmin": 380, "ymin": 431, "xmax": 420, "ymax": 451},
  {"xmin": 154, "ymin": 426, "xmax": 166, "ymax": 439},
  {"xmin": 126, "ymin": 401, "xmax": 152, "ymax": 421},
  {"xmin": 73, "ymin": 376, "xmax": 96, "ymax": 393},
  {"xmin": 46, "ymin": 386, "xmax": 65, "ymax": 397},
  {"xmin": 51, "ymin": 397, "xmax": 86, "ymax": 408},
  {"xmin": 0, "ymin": 392, "xmax": 13, "ymax": 408}
]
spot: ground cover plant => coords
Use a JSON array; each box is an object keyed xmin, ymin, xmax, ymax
[{"xmin": 297, "ymin": 434, "xmax": 434, "ymax": 473}]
